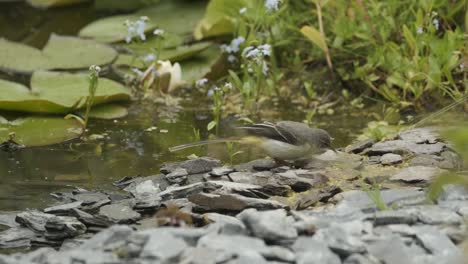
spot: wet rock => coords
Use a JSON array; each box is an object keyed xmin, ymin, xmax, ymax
[
  {"xmin": 73, "ymin": 192, "xmax": 109, "ymax": 206},
  {"xmin": 274, "ymin": 171, "xmax": 318, "ymax": 192},
  {"xmin": 0, "ymin": 212, "xmax": 20, "ymax": 228},
  {"xmin": 438, "ymin": 150, "xmax": 462, "ymax": 169},
  {"xmin": 368, "ymin": 140, "xmax": 445, "ymax": 155},
  {"xmin": 390, "ymin": 166, "xmax": 443, "ymax": 183},
  {"xmin": 165, "ymin": 168, "xmax": 189, "ymax": 184},
  {"xmin": 161, "ymin": 157, "xmax": 221, "ymax": 175},
  {"xmin": 43, "ymin": 201, "xmax": 83, "ymax": 215},
  {"xmin": 398, "ymin": 127, "xmax": 439, "ymax": 144},
  {"xmin": 128, "ymin": 179, "xmax": 161, "ymax": 197},
  {"xmin": 292, "ymin": 236, "xmax": 341, "ymax": 264},
  {"xmin": 16, "ymin": 210, "xmax": 55, "ymax": 232},
  {"xmin": 210, "ymin": 166, "xmax": 235, "ymax": 177},
  {"xmin": 313, "ymin": 224, "xmax": 366, "ymax": 257},
  {"xmin": 344, "ymin": 254, "xmax": 380, "ymax": 264},
  {"xmin": 203, "ymin": 213, "xmax": 246, "ymax": 235},
  {"xmin": 438, "ymin": 184, "xmax": 468, "ymax": 202},
  {"xmin": 98, "ymin": 204, "xmax": 141, "ymax": 224},
  {"xmin": 237, "ymin": 209, "xmax": 297, "ymax": 242},
  {"xmin": 346, "ymin": 139, "xmax": 375, "ymax": 154},
  {"xmin": 204, "ymin": 181, "xmax": 266, "ymax": 198},
  {"xmin": 197, "ymin": 234, "xmax": 295, "ymax": 263},
  {"xmin": 44, "ymin": 216, "xmax": 86, "ymax": 240},
  {"xmin": 294, "ymin": 190, "xmax": 321, "ymax": 210},
  {"xmin": 78, "ymin": 225, "xmax": 133, "ymax": 250},
  {"xmin": 234, "ymin": 159, "xmax": 276, "ymax": 172},
  {"xmin": 180, "ymin": 247, "xmax": 229, "ymax": 264},
  {"xmin": 189, "ymin": 192, "xmax": 287, "ymax": 212},
  {"xmin": 19, "ymin": 247, "xmax": 57, "ymax": 263},
  {"xmin": 325, "ymin": 167, "xmax": 361, "ymax": 181},
  {"xmin": 367, "ymin": 236, "xmax": 420, "ymax": 264},
  {"xmin": 365, "ymin": 210, "xmax": 417, "ymax": 225},
  {"xmin": 138, "ymin": 229, "xmax": 188, "ymax": 261},
  {"xmin": 0, "ymin": 227, "xmax": 36, "ymax": 248},
  {"xmin": 159, "ymin": 182, "xmax": 205, "ymax": 201},
  {"xmin": 380, "ymin": 153, "xmax": 402, "ymax": 165}
]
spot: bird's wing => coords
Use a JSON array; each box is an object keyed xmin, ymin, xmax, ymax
[{"xmin": 236, "ymin": 122, "xmax": 299, "ymax": 145}]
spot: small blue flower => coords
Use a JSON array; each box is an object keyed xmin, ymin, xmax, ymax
[
  {"xmin": 196, "ymin": 78, "xmax": 208, "ymax": 87},
  {"xmin": 416, "ymin": 27, "xmax": 423, "ymax": 34},
  {"xmin": 239, "ymin": 7, "xmax": 247, "ymax": 14},
  {"xmin": 265, "ymin": 0, "xmax": 281, "ymax": 12},
  {"xmin": 433, "ymin": 19, "xmax": 439, "ymax": 30}
]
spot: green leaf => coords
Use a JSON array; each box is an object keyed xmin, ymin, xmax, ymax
[
  {"xmin": 75, "ymin": 104, "xmax": 128, "ymax": 119},
  {"xmin": 0, "ymin": 116, "xmax": 83, "ymax": 147},
  {"xmin": 402, "ymin": 25, "xmax": 416, "ymax": 53},
  {"xmin": 300, "ymin": 26, "xmax": 327, "ymax": 52},
  {"xmin": 0, "ymin": 71, "xmax": 130, "ymax": 114},
  {"xmin": 26, "ymin": 0, "xmax": 89, "ymax": 8},
  {"xmin": 0, "ymin": 34, "xmax": 117, "ymax": 73},
  {"xmin": 159, "ymin": 42, "xmax": 212, "ymax": 62},
  {"xmin": 179, "ymin": 46, "xmax": 222, "ymax": 83},
  {"xmin": 94, "ymin": 0, "xmax": 159, "ymax": 12},
  {"xmin": 207, "ymin": 120, "xmax": 216, "ymax": 131}
]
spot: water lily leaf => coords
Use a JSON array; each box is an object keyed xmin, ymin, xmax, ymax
[
  {"xmin": 194, "ymin": 0, "xmax": 249, "ymax": 40},
  {"xmin": 0, "ymin": 117, "xmax": 83, "ymax": 147},
  {"xmin": 179, "ymin": 46, "xmax": 223, "ymax": 83},
  {"xmin": 0, "ymin": 71, "xmax": 131, "ymax": 114},
  {"xmin": 27, "ymin": 0, "xmax": 90, "ymax": 8},
  {"xmin": 0, "ymin": 34, "xmax": 117, "ymax": 73},
  {"xmin": 94, "ymin": 0, "xmax": 160, "ymax": 12},
  {"xmin": 76, "ymin": 104, "xmax": 128, "ymax": 119},
  {"xmin": 79, "ymin": 14, "xmax": 158, "ymax": 43},
  {"xmin": 159, "ymin": 42, "xmax": 212, "ymax": 62}
]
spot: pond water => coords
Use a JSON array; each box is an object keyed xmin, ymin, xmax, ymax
[{"xmin": 0, "ymin": 2, "xmax": 370, "ymax": 211}]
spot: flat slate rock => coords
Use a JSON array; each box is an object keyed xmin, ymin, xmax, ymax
[
  {"xmin": 138, "ymin": 229, "xmax": 188, "ymax": 261},
  {"xmin": 380, "ymin": 153, "xmax": 403, "ymax": 165},
  {"xmin": 44, "ymin": 216, "xmax": 86, "ymax": 240},
  {"xmin": 203, "ymin": 213, "xmax": 247, "ymax": 235},
  {"xmin": 0, "ymin": 227, "xmax": 36, "ymax": 248},
  {"xmin": 398, "ymin": 127, "xmax": 439, "ymax": 144},
  {"xmin": 390, "ymin": 166, "xmax": 443, "ymax": 183},
  {"xmin": 237, "ymin": 209, "xmax": 297, "ymax": 242},
  {"xmin": 367, "ymin": 235, "xmax": 421, "ymax": 264},
  {"xmin": 233, "ymin": 159, "xmax": 277, "ymax": 172},
  {"xmin": 161, "ymin": 157, "xmax": 221, "ymax": 175},
  {"xmin": 292, "ymin": 236, "xmax": 341, "ymax": 264},
  {"xmin": 44, "ymin": 201, "xmax": 83, "ymax": 215},
  {"xmin": 313, "ymin": 224, "xmax": 366, "ymax": 257},
  {"xmin": 98, "ymin": 204, "xmax": 141, "ymax": 224},
  {"xmin": 189, "ymin": 192, "xmax": 288, "ymax": 212},
  {"xmin": 368, "ymin": 140, "xmax": 445, "ymax": 155},
  {"xmin": 15, "ymin": 210, "xmax": 56, "ymax": 233},
  {"xmin": 345, "ymin": 139, "xmax": 375, "ymax": 154}
]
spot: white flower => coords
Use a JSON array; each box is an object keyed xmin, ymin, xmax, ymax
[
  {"xmin": 228, "ymin": 55, "xmax": 237, "ymax": 63},
  {"xmin": 153, "ymin": 29, "xmax": 164, "ymax": 36},
  {"xmin": 132, "ymin": 68, "xmax": 143, "ymax": 77},
  {"xmin": 433, "ymin": 19, "xmax": 439, "ymax": 30},
  {"xmin": 207, "ymin": 89, "xmax": 214, "ymax": 97},
  {"xmin": 196, "ymin": 78, "xmax": 208, "ymax": 87},
  {"xmin": 416, "ymin": 27, "xmax": 423, "ymax": 34},
  {"xmin": 89, "ymin": 65, "xmax": 101, "ymax": 73},
  {"xmin": 221, "ymin": 37, "xmax": 245, "ymax": 54},
  {"xmin": 262, "ymin": 61, "xmax": 269, "ymax": 75},
  {"xmin": 239, "ymin": 7, "xmax": 247, "ymax": 14},
  {"xmin": 460, "ymin": 63, "xmax": 465, "ymax": 70},
  {"xmin": 157, "ymin": 60, "xmax": 182, "ymax": 92},
  {"xmin": 143, "ymin": 53, "xmax": 156, "ymax": 62},
  {"xmin": 224, "ymin": 82, "xmax": 233, "ymax": 89},
  {"xmin": 265, "ymin": 0, "xmax": 281, "ymax": 12},
  {"xmin": 258, "ymin": 44, "xmax": 271, "ymax": 56},
  {"xmin": 124, "ymin": 17, "xmax": 148, "ymax": 43}
]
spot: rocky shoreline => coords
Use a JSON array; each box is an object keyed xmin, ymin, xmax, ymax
[{"xmin": 0, "ymin": 127, "xmax": 466, "ymax": 264}]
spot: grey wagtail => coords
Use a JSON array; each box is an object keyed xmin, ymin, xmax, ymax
[{"xmin": 169, "ymin": 121, "xmax": 333, "ymax": 161}]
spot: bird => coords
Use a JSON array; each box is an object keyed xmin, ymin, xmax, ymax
[{"xmin": 169, "ymin": 120, "xmax": 333, "ymax": 161}]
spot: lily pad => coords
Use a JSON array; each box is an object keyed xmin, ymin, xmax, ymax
[
  {"xmin": 0, "ymin": 34, "xmax": 117, "ymax": 73},
  {"xmin": 179, "ymin": 46, "xmax": 223, "ymax": 83},
  {"xmin": 76, "ymin": 104, "xmax": 128, "ymax": 119},
  {"xmin": 0, "ymin": 116, "xmax": 83, "ymax": 147},
  {"xmin": 78, "ymin": 14, "xmax": 158, "ymax": 43},
  {"xmin": 0, "ymin": 71, "xmax": 131, "ymax": 114},
  {"xmin": 94, "ymin": 0, "xmax": 159, "ymax": 12}
]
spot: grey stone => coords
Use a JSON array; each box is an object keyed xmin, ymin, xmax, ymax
[
  {"xmin": 346, "ymin": 139, "xmax": 375, "ymax": 154},
  {"xmin": 139, "ymin": 229, "xmax": 187, "ymax": 261},
  {"xmin": 78, "ymin": 225, "xmax": 133, "ymax": 250},
  {"xmin": 0, "ymin": 227, "xmax": 36, "ymax": 248},
  {"xmin": 365, "ymin": 210, "xmax": 417, "ymax": 225},
  {"xmin": 44, "ymin": 216, "xmax": 86, "ymax": 240},
  {"xmin": 414, "ymin": 226, "xmax": 463, "ymax": 262},
  {"xmin": 274, "ymin": 171, "xmax": 317, "ymax": 192},
  {"xmin": 161, "ymin": 157, "xmax": 221, "ymax": 174},
  {"xmin": 203, "ymin": 213, "xmax": 246, "ymax": 235},
  {"xmin": 0, "ymin": 212, "xmax": 19, "ymax": 228},
  {"xmin": 368, "ymin": 140, "xmax": 445, "ymax": 155},
  {"xmin": 197, "ymin": 234, "xmax": 294, "ymax": 263},
  {"xmin": 189, "ymin": 192, "xmax": 287, "ymax": 212},
  {"xmin": 15, "ymin": 210, "xmax": 55, "ymax": 232},
  {"xmin": 398, "ymin": 127, "xmax": 439, "ymax": 144},
  {"xmin": 380, "ymin": 153, "xmax": 402, "ymax": 165},
  {"xmin": 98, "ymin": 204, "xmax": 141, "ymax": 224},
  {"xmin": 367, "ymin": 235, "xmax": 419, "ymax": 264},
  {"xmin": 73, "ymin": 192, "xmax": 109, "ymax": 206},
  {"xmin": 410, "ymin": 155, "xmax": 440, "ymax": 167},
  {"xmin": 390, "ymin": 166, "xmax": 443, "ymax": 183},
  {"xmin": 438, "ymin": 150, "xmax": 461, "ymax": 169},
  {"xmin": 344, "ymin": 254, "xmax": 380, "ymax": 264},
  {"xmin": 292, "ymin": 236, "xmax": 341, "ymax": 264},
  {"xmin": 180, "ymin": 247, "xmax": 228, "ymax": 264},
  {"xmin": 128, "ymin": 179, "xmax": 161, "ymax": 198},
  {"xmin": 166, "ymin": 168, "xmax": 189, "ymax": 184},
  {"xmin": 437, "ymin": 184, "xmax": 468, "ymax": 202},
  {"xmin": 237, "ymin": 209, "xmax": 297, "ymax": 242},
  {"xmin": 210, "ymin": 166, "xmax": 235, "ymax": 177},
  {"xmin": 70, "ymin": 209, "xmax": 112, "ymax": 228},
  {"xmin": 159, "ymin": 182, "xmax": 205, "ymax": 200},
  {"xmin": 404, "ymin": 205, "xmax": 463, "ymax": 225},
  {"xmin": 19, "ymin": 247, "xmax": 57, "ymax": 263},
  {"xmin": 234, "ymin": 159, "xmax": 276, "ymax": 172},
  {"xmin": 313, "ymin": 225, "xmax": 366, "ymax": 257},
  {"xmin": 43, "ymin": 201, "xmax": 83, "ymax": 215},
  {"xmin": 42, "ymin": 249, "xmax": 119, "ymax": 264}
]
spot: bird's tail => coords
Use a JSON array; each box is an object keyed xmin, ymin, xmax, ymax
[{"xmin": 168, "ymin": 139, "xmax": 239, "ymax": 152}]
